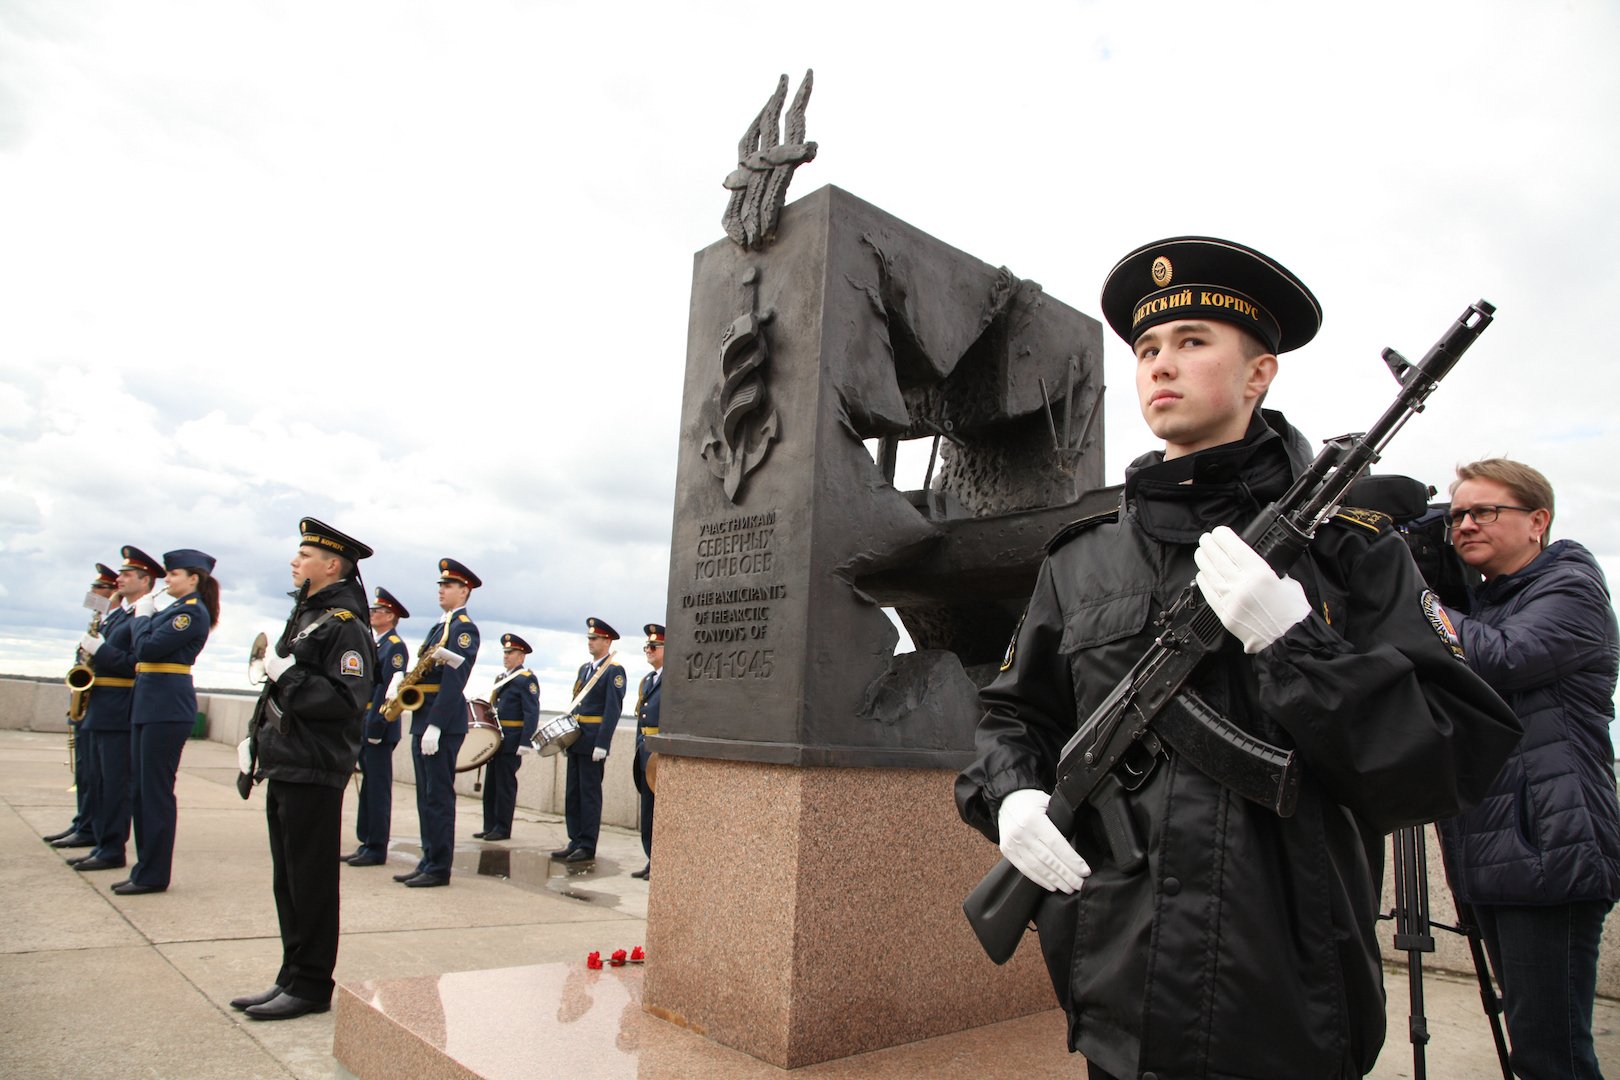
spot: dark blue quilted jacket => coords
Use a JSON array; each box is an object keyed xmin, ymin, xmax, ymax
[{"xmin": 1439, "ymin": 540, "xmax": 1620, "ymax": 905}]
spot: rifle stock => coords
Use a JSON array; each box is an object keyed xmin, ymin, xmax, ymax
[{"xmin": 962, "ymin": 300, "xmax": 1495, "ymax": 963}]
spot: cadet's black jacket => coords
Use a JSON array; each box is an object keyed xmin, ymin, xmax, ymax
[
  {"xmin": 956, "ymin": 411, "xmax": 1521, "ymax": 1080},
  {"xmin": 254, "ymin": 578, "xmax": 372, "ymax": 788}
]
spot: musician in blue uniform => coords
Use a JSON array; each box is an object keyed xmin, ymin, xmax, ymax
[
  {"xmin": 393, "ymin": 558, "xmax": 480, "ymax": 888},
  {"xmin": 475, "ymin": 633, "xmax": 541, "ymax": 842},
  {"xmin": 46, "ymin": 564, "xmax": 119, "ymax": 850},
  {"xmin": 630, "ymin": 623, "xmax": 663, "ymax": 880},
  {"xmin": 343, "ymin": 586, "xmax": 410, "ymax": 868},
  {"xmin": 68, "ymin": 547, "xmax": 162, "ymax": 872},
  {"xmin": 551, "ymin": 617, "xmax": 626, "ymax": 864},
  {"xmin": 116, "ymin": 548, "xmax": 218, "ymax": 895}
]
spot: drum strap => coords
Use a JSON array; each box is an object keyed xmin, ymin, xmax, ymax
[{"xmin": 561, "ymin": 653, "xmax": 618, "ymax": 716}]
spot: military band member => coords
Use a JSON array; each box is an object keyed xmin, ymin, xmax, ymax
[
  {"xmin": 630, "ymin": 623, "xmax": 663, "ymax": 881},
  {"xmin": 117, "ymin": 547, "xmax": 219, "ymax": 895},
  {"xmin": 231, "ymin": 518, "xmax": 373, "ymax": 1021},
  {"xmin": 343, "ymin": 586, "xmax": 410, "ymax": 867},
  {"xmin": 392, "ymin": 558, "xmax": 480, "ymax": 888},
  {"xmin": 475, "ymin": 633, "xmax": 540, "ymax": 842},
  {"xmin": 45, "ymin": 564, "xmax": 120, "ymax": 849},
  {"xmin": 551, "ymin": 618, "xmax": 625, "ymax": 864},
  {"xmin": 67, "ymin": 547, "xmax": 161, "ymax": 872}
]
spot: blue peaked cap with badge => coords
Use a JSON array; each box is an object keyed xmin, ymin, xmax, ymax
[
  {"xmin": 586, "ymin": 617, "xmax": 620, "ymax": 640},
  {"xmin": 1100, "ymin": 235, "xmax": 1322, "ymax": 355},
  {"xmin": 501, "ymin": 633, "xmax": 533, "ymax": 653},
  {"xmin": 437, "ymin": 558, "xmax": 481, "ymax": 589},
  {"xmin": 93, "ymin": 563, "xmax": 118, "ymax": 588},
  {"xmin": 643, "ymin": 623, "xmax": 665, "ymax": 645},
  {"xmin": 121, "ymin": 545, "xmax": 163, "ymax": 577},
  {"xmin": 372, "ymin": 586, "xmax": 410, "ymax": 619},
  {"xmin": 163, "ymin": 548, "xmax": 216, "ymax": 574}
]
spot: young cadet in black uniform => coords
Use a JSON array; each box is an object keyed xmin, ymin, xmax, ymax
[
  {"xmin": 68, "ymin": 547, "xmax": 161, "ymax": 872},
  {"xmin": 46, "ymin": 564, "xmax": 119, "ymax": 850},
  {"xmin": 955, "ymin": 237, "xmax": 1522, "ymax": 1080},
  {"xmin": 394, "ymin": 558, "xmax": 480, "ymax": 888},
  {"xmin": 231, "ymin": 518, "xmax": 374, "ymax": 1021},
  {"xmin": 552, "ymin": 617, "xmax": 626, "ymax": 863},
  {"xmin": 475, "ymin": 633, "xmax": 540, "ymax": 841},
  {"xmin": 343, "ymin": 586, "xmax": 409, "ymax": 867},
  {"xmin": 630, "ymin": 623, "xmax": 663, "ymax": 880}
]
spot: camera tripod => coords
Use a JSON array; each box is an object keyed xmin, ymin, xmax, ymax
[{"xmin": 1382, "ymin": 823, "xmax": 1512, "ymax": 1079}]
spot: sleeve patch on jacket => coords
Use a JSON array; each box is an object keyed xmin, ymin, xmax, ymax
[
  {"xmin": 391, "ymin": 652, "xmax": 405, "ymax": 669},
  {"xmin": 1420, "ymin": 590, "xmax": 1466, "ymax": 661},
  {"xmin": 171, "ymin": 613, "xmax": 191, "ymax": 631},
  {"xmin": 457, "ymin": 632, "xmax": 472, "ymax": 649},
  {"xmin": 341, "ymin": 650, "xmax": 365, "ymax": 677}
]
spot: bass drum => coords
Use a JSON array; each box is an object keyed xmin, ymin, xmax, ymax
[{"xmin": 456, "ymin": 699, "xmax": 503, "ymax": 773}]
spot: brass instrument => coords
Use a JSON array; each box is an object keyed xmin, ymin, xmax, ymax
[
  {"xmin": 381, "ymin": 643, "xmax": 441, "ymax": 721},
  {"xmin": 248, "ymin": 632, "xmax": 269, "ymax": 687},
  {"xmin": 65, "ymin": 591, "xmax": 112, "ymax": 724}
]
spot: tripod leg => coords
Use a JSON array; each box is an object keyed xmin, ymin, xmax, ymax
[
  {"xmin": 1453, "ymin": 900, "xmax": 1512, "ymax": 1080},
  {"xmin": 1389, "ymin": 825, "xmax": 1435, "ymax": 1080}
]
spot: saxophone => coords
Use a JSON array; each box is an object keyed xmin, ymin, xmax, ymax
[
  {"xmin": 381, "ymin": 643, "xmax": 440, "ymax": 722},
  {"xmin": 65, "ymin": 608, "xmax": 104, "ymax": 723}
]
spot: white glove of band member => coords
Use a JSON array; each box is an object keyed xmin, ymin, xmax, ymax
[
  {"xmin": 237, "ymin": 738, "xmax": 253, "ymax": 775},
  {"xmin": 134, "ymin": 594, "xmax": 157, "ymax": 618},
  {"xmin": 517, "ymin": 743, "xmax": 534, "ymax": 756},
  {"xmin": 366, "ymin": 736, "xmax": 382, "ymax": 745},
  {"xmin": 431, "ymin": 646, "xmax": 465, "ymax": 669},
  {"xmin": 1194, "ymin": 526, "xmax": 1312, "ymax": 654},
  {"xmin": 385, "ymin": 672, "xmax": 404, "ymax": 699},
  {"xmin": 422, "ymin": 724, "xmax": 441, "ymax": 755},
  {"xmin": 997, "ymin": 788, "xmax": 1090, "ymax": 893},
  {"xmin": 79, "ymin": 633, "xmax": 103, "ymax": 655},
  {"xmin": 262, "ymin": 651, "xmax": 294, "ymax": 682},
  {"xmin": 591, "ymin": 746, "xmax": 608, "ymax": 763}
]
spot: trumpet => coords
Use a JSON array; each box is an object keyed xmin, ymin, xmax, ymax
[
  {"xmin": 381, "ymin": 645, "xmax": 440, "ymax": 721},
  {"xmin": 248, "ymin": 632, "xmax": 269, "ymax": 687}
]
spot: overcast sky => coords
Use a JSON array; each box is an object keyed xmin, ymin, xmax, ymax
[{"xmin": 3, "ymin": 0, "xmax": 1617, "ymax": 718}]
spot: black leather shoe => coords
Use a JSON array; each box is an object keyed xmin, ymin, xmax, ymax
[
  {"xmin": 337, "ymin": 851, "xmax": 358, "ymax": 863},
  {"xmin": 111, "ymin": 881, "xmax": 166, "ymax": 895},
  {"xmin": 481, "ymin": 831, "xmax": 509, "ymax": 842},
  {"xmin": 564, "ymin": 849, "xmax": 595, "ymax": 864},
  {"xmin": 109, "ymin": 878, "xmax": 130, "ymax": 889},
  {"xmin": 229, "ymin": 985, "xmax": 285, "ymax": 1011},
  {"xmin": 393, "ymin": 869, "xmax": 422, "ymax": 882},
  {"xmin": 471, "ymin": 830, "xmax": 488, "ymax": 839},
  {"xmin": 630, "ymin": 865, "xmax": 650, "ymax": 880},
  {"xmin": 50, "ymin": 832, "xmax": 96, "ymax": 849},
  {"xmin": 42, "ymin": 827, "xmax": 76, "ymax": 843},
  {"xmin": 549, "ymin": 846, "xmax": 574, "ymax": 859},
  {"xmin": 74, "ymin": 856, "xmax": 126, "ymax": 872},
  {"xmin": 346, "ymin": 854, "xmax": 385, "ymax": 867},
  {"xmin": 244, "ymin": 992, "xmax": 329, "ymax": 1021},
  {"xmin": 403, "ymin": 873, "xmax": 450, "ymax": 888}
]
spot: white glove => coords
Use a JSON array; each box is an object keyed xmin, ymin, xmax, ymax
[
  {"xmin": 134, "ymin": 594, "xmax": 157, "ymax": 618},
  {"xmin": 422, "ymin": 724, "xmax": 441, "ymax": 755},
  {"xmin": 237, "ymin": 738, "xmax": 253, "ymax": 774},
  {"xmin": 431, "ymin": 646, "xmax": 465, "ymax": 669},
  {"xmin": 591, "ymin": 746, "xmax": 608, "ymax": 763},
  {"xmin": 79, "ymin": 633, "xmax": 103, "ymax": 656},
  {"xmin": 1194, "ymin": 526, "xmax": 1312, "ymax": 654},
  {"xmin": 997, "ymin": 788, "xmax": 1090, "ymax": 893},
  {"xmin": 367, "ymin": 737, "xmax": 382, "ymax": 745},
  {"xmin": 517, "ymin": 743, "xmax": 534, "ymax": 756},
  {"xmin": 385, "ymin": 672, "xmax": 404, "ymax": 699},
  {"xmin": 262, "ymin": 651, "xmax": 294, "ymax": 682}
]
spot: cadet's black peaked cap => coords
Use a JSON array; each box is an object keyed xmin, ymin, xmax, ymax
[
  {"xmin": 1100, "ymin": 236, "xmax": 1322, "ymax": 354},
  {"xmin": 299, "ymin": 517, "xmax": 374, "ymax": 561},
  {"xmin": 373, "ymin": 586, "xmax": 410, "ymax": 619},
  {"xmin": 586, "ymin": 617, "xmax": 620, "ymax": 640},
  {"xmin": 437, "ymin": 558, "xmax": 481, "ymax": 589},
  {"xmin": 501, "ymin": 633, "xmax": 533, "ymax": 653}
]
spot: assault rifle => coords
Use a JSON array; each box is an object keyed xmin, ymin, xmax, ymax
[{"xmin": 963, "ymin": 300, "xmax": 1496, "ymax": 964}]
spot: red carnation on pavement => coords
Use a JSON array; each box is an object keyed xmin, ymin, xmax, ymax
[
  {"xmin": 610, "ymin": 949, "xmax": 628, "ymax": 967},
  {"xmin": 586, "ymin": 951, "xmax": 603, "ymax": 970},
  {"xmin": 630, "ymin": 946, "xmax": 645, "ymax": 962}
]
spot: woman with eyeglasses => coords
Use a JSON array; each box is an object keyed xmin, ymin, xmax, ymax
[
  {"xmin": 1436, "ymin": 459, "xmax": 1619, "ymax": 1080},
  {"xmin": 114, "ymin": 548, "xmax": 220, "ymax": 896}
]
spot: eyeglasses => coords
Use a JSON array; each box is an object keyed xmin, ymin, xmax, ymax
[
  {"xmin": 643, "ymin": 643, "xmax": 663, "ymax": 651},
  {"xmin": 1445, "ymin": 504, "xmax": 1536, "ymax": 528}
]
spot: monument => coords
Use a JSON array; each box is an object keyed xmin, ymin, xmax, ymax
[{"xmin": 642, "ymin": 72, "xmax": 1113, "ymax": 1067}]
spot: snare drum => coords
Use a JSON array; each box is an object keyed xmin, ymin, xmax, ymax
[
  {"xmin": 457, "ymin": 698, "xmax": 503, "ymax": 773},
  {"xmin": 531, "ymin": 712, "xmax": 581, "ymax": 757}
]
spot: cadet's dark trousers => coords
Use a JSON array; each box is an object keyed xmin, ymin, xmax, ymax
[
  {"xmin": 481, "ymin": 749, "xmax": 521, "ymax": 834},
  {"xmin": 563, "ymin": 751, "xmax": 604, "ymax": 855},
  {"xmin": 71, "ymin": 726, "xmax": 100, "ymax": 833},
  {"xmin": 266, "ymin": 779, "xmax": 344, "ymax": 1004},
  {"xmin": 129, "ymin": 722, "xmax": 189, "ymax": 888},
  {"xmin": 411, "ymin": 732, "xmax": 463, "ymax": 878},
  {"xmin": 354, "ymin": 741, "xmax": 395, "ymax": 860},
  {"xmin": 632, "ymin": 736, "xmax": 654, "ymax": 859},
  {"xmin": 89, "ymin": 727, "xmax": 132, "ymax": 862}
]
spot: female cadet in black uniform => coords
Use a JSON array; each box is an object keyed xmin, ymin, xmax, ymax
[
  {"xmin": 956, "ymin": 237, "xmax": 1521, "ymax": 1080},
  {"xmin": 116, "ymin": 547, "xmax": 218, "ymax": 895}
]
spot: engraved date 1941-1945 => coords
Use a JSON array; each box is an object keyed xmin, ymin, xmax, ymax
[{"xmin": 686, "ymin": 649, "xmax": 775, "ymax": 681}]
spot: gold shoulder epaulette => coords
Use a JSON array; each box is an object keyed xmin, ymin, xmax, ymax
[
  {"xmin": 457, "ymin": 613, "xmax": 471, "ymax": 623},
  {"xmin": 387, "ymin": 634, "xmax": 401, "ymax": 644},
  {"xmin": 184, "ymin": 597, "xmax": 198, "ymax": 605},
  {"xmin": 1331, "ymin": 506, "xmax": 1392, "ymax": 534}
]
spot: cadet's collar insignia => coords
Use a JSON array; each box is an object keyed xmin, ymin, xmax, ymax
[
  {"xmin": 172, "ymin": 613, "xmax": 192, "ymax": 631},
  {"xmin": 1420, "ymin": 590, "xmax": 1466, "ymax": 661},
  {"xmin": 1151, "ymin": 255, "xmax": 1172, "ymax": 287},
  {"xmin": 457, "ymin": 632, "xmax": 472, "ymax": 649},
  {"xmin": 340, "ymin": 650, "xmax": 365, "ymax": 677},
  {"xmin": 1332, "ymin": 506, "xmax": 1391, "ymax": 534}
]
